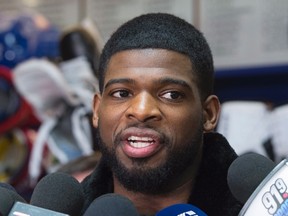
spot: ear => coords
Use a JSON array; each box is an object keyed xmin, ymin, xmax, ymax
[
  {"xmin": 203, "ymin": 95, "xmax": 221, "ymax": 132},
  {"xmin": 92, "ymin": 93, "xmax": 102, "ymax": 128}
]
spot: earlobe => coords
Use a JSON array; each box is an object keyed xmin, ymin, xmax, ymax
[
  {"xmin": 92, "ymin": 93, "xmax": 102, "ymax": 128},
  {"xmin": 203, "ymin": 95, "xmax": 221, "ymax": 132}
]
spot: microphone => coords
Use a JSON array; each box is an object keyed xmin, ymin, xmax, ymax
[
  {"xmin": 227, "ymin": 153, "xmax": 288, "ymax": 215},
  {"xmin": 9, "ymin": 172, "xmax": 84, "ymax": 216},
  {"xmin": 0, "ymin": 187, "xmax": 15, "ymax": 216},
  {"xmin": 0, "ymin": 183, "xmax": 26, "ymax": 216},
  {"xmin": 83, "ymin": 193, "xmax": 139, "ymax": 216},
  {"xmin": 156, "ymin": 203, "xmax": 207, "ymax": 216},
  {"xmin": 8, "ymin": 202, "xmax": 69, "ymax": 216},
  {"xmin": 29, "ymin": 172, "xmax": 85, "ymax": 216},
  {"xmin": 0, "ymin": 182, "xmax": 17, "ymax": 192}
]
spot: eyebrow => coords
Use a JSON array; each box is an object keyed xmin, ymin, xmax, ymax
[
  {"xmin": 104, "ymin": 77, "xmax": 192, "ymax": 90},
  {"xmin": 104, "ymin": 78, "xmax": 134, "ymax": 90},
  {"xmin": 157, "ymin": 77, "xmax": 192, "ymax": 90}
]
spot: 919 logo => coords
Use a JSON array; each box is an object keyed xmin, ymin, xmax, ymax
[{"xmin": 262, "ymin": 178, "xmax": 288, "ymax": 216}]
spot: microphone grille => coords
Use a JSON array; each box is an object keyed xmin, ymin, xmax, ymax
[
  {"xmin": 30, "ymin": 172, "xmax": 84, "ymax": 216},
  {"xmin": 0, "ymin": 182, "xmax": 16, "ymax": 192},
  {"xmin": 0, "ymin": 186, "xmax": 26, "ymax": 216},
  {"xmin": 83, "ymin": 193, "xmax": 139, "ymax": 216},
  {"xmin": 0, "ymin": 187, "xmax": 15, "ymax": 216},
  {"xmin": 227, "ymin": 153, "xmax": 276, "ymax": 204}
]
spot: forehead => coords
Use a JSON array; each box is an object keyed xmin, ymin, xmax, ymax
[{"xmin": 105, "ymin": 49, "xmax": 194, "ymax": 80}]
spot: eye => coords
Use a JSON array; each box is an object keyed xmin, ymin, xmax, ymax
[
  {"xmin": 111, "ymin": 89, "xmax": 131, "ymax": 98},
  {"xmin": 161, "ymin": 91, "xmax": 184, "ymax": 100}
]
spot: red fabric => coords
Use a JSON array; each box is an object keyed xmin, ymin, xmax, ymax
[{"xmin": 0, "ymin": 65, "xmax": 40, "ymax": 134}]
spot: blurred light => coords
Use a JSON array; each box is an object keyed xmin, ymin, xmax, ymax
[{"xmin": 22, "ymin": 0, "xmax": 40, "ymax": 7}]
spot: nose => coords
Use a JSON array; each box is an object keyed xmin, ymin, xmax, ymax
[{"xmin": 126, "ymin": 92, "xmax": 162, "ymax": 122}]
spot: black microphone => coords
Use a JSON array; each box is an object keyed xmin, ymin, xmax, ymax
[
  {"xmin": 0, "ymin": 182, "xmax": 17, "ymax": 192},
  {"xmin": 156, "ymin": 203, "xmax": 207, "ymax": 216},
  {"xmin": 0, "ymin": 183, "xmax": 26, "ymax": 216},
  {"xmin": 228, "ymin": 153, "xmax": 288, "ymax": 215},
  {"xmin": 9, "ymin": 172, "xmax": 84, "ymax": 216},
  {"xmin": 83, "ymin": 193, "xmax": 139, "ymax": 216},
  {"xmin": 29, "ymin": 172, "xmax": 85, "ymax": 216}
]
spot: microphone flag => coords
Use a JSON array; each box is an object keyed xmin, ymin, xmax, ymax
[
  {"xmin": 239, "ymin": 159, "xmax": 288, "ymax": 216},
  {"xmin": 156, "ymin": 203, "xmax": 207, "ymax": 216}
]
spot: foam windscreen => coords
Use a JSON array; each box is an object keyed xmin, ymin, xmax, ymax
[
  {"xmin": 30, "ymin": 172, "xmax": 84, "ymax": 216},
  {"xmin": 227, "ymin": 153, "xmax": 276, "ymax": 203},
  {"xmin": 83, "ymin": 193, "xmax": 139, "ymax": 216}
]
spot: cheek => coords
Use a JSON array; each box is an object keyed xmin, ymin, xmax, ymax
[
  {"xmin": 98, "ymin": 105, "xmax": 124, "ymax": 142},
  {"xmin": 171, "ymin": 109, "xmax": 203, "ymax": 140}
]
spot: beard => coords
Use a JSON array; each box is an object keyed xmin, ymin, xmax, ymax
[{"xmin": 96, "ymin": 124, "xmax": 203, "ymax": 195}]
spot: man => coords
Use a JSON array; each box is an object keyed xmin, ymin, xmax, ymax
[{"xmin": 81, "ymin": 13, "xmax": 242, "ymax": 215}]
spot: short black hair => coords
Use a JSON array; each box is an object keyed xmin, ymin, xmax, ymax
[{"xmin": 98, "ymin": 13, "xmax": 214, "ymax": 99}]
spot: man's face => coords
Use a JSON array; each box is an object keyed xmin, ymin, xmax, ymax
[{"xmin": 93, "ymin": 49, "xmax": 210, "ymax": 194}]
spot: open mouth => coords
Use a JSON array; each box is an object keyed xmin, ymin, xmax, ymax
[
  {"xmin": 120, "ymin": 127, "xmax": 162, "ymax": 158},
  {"xmin": 127, "ymin": 136, "xmax": 155, "ymax": 148}
]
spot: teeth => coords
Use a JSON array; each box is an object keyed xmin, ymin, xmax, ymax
[
  {"xmin": 128, "ymin": 136, "xmax": 153, "ymax": 142},
  {"xmin": 130, "ymin": 142, "xmax": 151, "ymax": 148},
  {"xmin": 128, "ymin": 136, "xmax": 154, "ymax": 148}
]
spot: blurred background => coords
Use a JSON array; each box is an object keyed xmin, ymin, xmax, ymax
[{"xmin": 0, "ymin": 0, "xmax": 288, "ymax": 201}]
